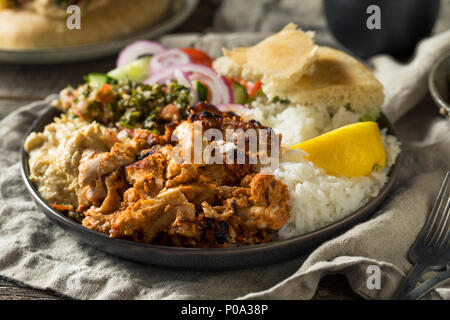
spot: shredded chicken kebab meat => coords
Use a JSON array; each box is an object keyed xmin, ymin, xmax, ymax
[{"xmin": 74, "ymin": 103, "xmax": 290, "ymax": 247}]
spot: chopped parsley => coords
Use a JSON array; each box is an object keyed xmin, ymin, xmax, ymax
[
  {"xmin": 272, "ymin": 96, "xmax": 290, "ymax": 104},
  {"xmin": 54, "ymin": 78, "xmax": 193, "ymax": 134}
]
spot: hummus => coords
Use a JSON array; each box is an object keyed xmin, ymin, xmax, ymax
[{"xmin": 24, "ymin": 116, "xmax": 117, "ymax": 207}]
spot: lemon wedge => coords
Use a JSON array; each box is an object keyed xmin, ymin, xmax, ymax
[{"xmin": 290, "ymin": 121, "xmax": 386, "ymax": 177}]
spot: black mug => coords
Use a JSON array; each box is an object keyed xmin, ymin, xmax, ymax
[{"xmin": 324, "ymin": 0, "xmax": 441, "ymax": 59}]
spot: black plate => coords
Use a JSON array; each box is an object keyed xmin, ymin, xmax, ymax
[{"xmin": 20, "ymin": 104, "xmax": 401, "ymax": 270}]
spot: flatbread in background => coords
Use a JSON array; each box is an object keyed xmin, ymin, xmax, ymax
[
  {"xmin": 24, "ymin": 0, "xmax": 112, "ymax": 18},
  {"xmin": 0, "ymin": 0, "xmax": 169, "ymax": 49},
  {"xmin": 214, "ymin": 23, "xmax": 318, "ymax": 83}
]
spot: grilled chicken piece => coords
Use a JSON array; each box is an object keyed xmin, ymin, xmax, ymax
[
  {"xmin": 188, "ymin": 103, "xmax": 278, "ymax": 149},
  {"xmin": 82, "ymin": 207, "xmax": 116, "ymax": 235},
  {"xmin": 167, "ymin": 172, "xmax": 289, "ymax": 246},
  {"xmin": 78, "ymin": 129, "xmax": 151, "ymax": 186},
  {"xmin": 196, "ymin": 173, "xmax": 289, "ymax": 244},
  {"xmin": 76, "ymin": 129, "xmax": 151, "ymax": 211},
  {"xmin": 76, "ymin": 179, "xmax": 106, "ymax": 212},
  {"xmin": 110, "ymin": 188, "xmax": 196, "ymax": 243},
  {"xmin": 124, "ymin": 146, "xmax": 169, "ymax": 199},
  {"xmin": 169, "ymin": 103, "xmax": 280, "ymax": 170},
  {"xmin": 177, "ymin": 182, "xmax": 220, "ymax": 208},
  {"xmin": 244, "ymin": 173, "xmax": 290, "ymax": 229},
  {"xmin": 202, "ymin": 172, "xmax": 290, "ymax": 230},
  {"xmin": 165, "ymin": 159, "xmax": 200, "ymax": 189},
  {"xmin": 99, "ymin": 169, "xmax": 127, "ymax": 214}
]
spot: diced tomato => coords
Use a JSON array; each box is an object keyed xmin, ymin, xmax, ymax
[
  {"xmin": 50, "ymin": 203, "xmax": 74, "ymax": 212},
  {"xmin": 100, "ymin": 83, "xmax": 112, "ymax": 93},
  {"xmin": 98, "ymin": 83, "xmax": 115, "ymax": 104},
  {"xmin": 227, "ymin": 78, "xmax": 262, "ymax": 98},
  {"xmin": 180, "ymin": 48, "xmax": 213, "ymax": 67},
  {"xmin": 236, "ymin": 78, "xmax": 248, "ymax": 88},
  {"xmin": 246, "ymin": 80, "xmax": 262, "ymax": 97}
]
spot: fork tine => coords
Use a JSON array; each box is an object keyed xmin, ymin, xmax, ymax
[
  {"xmin": 436, "ymin": 197, "xmax": 450, "ymax": 249},
  {"xmin": 423, "ymin": 172, "xmax": 450, "ymax": 244},
  {"xmin": 430, "ymin": 182, "xmax": 450, "ymax": 247}
]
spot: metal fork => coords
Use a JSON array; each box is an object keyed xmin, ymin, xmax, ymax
[
  {"xmin": 393, "ymin": 171, "xmax": 450, "ymax": 299},
  {"xmin": 402, "ymin": 263, "xmax": 450, "ymax": 299}
]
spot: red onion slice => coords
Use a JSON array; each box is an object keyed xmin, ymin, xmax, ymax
[
  {"xmin": 216, "ymin": 104, "xmax": 251, "ymax": 119},
  {"xmin": 149, "ymin": 49, "xmax": 191, "ymax": 74},
  {"xmin": 145, "ymin": 64, "xmax": 233, "ymax": 105},
  {"xmin": 117, "ymin": 41, "xmax": 166, "ymax": 67},
  {"xmin": 222, "ymin": 76, "xmax": 234, "ymax": 104}
]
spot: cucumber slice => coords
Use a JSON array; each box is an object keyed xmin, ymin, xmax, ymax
[
  {"xmin": 231, "ymin": 82, "xmax": 248, "ymax": 104},
  {"xmin": 360, "ymin": 109, "xmax": 381, "ymax": 122},
  {"xmin": 85, "ymin": 73, "xmax": 113, "ymax": 88},
  {"xmin": 107, "ymin": 56, "xmax": 151, "ymax": 83},
  {"xmin": 193, "ymin": 80, "xmax": 208, "ymax": 102}
]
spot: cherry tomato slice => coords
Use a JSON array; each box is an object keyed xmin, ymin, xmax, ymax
[{"xmin": 180, "ymin": 48, "xmax": 213, "ymax": 67}]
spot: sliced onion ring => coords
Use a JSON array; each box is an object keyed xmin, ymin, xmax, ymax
[
  {"xmin": 117, "ymin": 41, "xmax": 166, "ymax": 67},
  {"xmin": 222, "ymin": 75, "xmax": 234, "ymax": 104},
  {"xmin": 216, "ymin": 104, "xmax": 251, "ymax": 119},
  {"xmin": 144, "ymin": 64, "xmax": 233, "ymax": 105},
  {"xmin": 150, "ymin": 49, "xmax": 191, "ymax": 74}
]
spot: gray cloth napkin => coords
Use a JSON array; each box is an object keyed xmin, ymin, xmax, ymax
[{"xmin": 1, "ymin": 1, "xmax": 450, "ymax": 300}]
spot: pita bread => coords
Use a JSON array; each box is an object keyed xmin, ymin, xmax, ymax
[
  {"xmin": 214, "ymin": 23, "xmax": 318, "ymax": 83},
  {"xmin": 213, "ymin": 25, "xmax": 384, "ymax": 114},
  {"xmin": 0, "ymin": 0, "xmax": 169, "ymax": 49},
  {"xmin": 263, "ymin": 46, "xmax": 385, "ymax": 113}
]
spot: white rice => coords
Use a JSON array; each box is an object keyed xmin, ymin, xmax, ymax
[{"xmin": 247, "ymin": 97, "xmax": 401, "ymax": 238}]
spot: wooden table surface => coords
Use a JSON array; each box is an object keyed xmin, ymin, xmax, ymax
[{"xmin": 0, "ymin": 0, "xmax": 360, "ymax": 300}]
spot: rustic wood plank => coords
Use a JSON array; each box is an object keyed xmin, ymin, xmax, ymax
[
  {"xmin": 0, "ymin": 57, "xmax": 116, "ymax": 100},
  {"xmin": 0, "ymin": 285, "xmax": 64, "ymax": 300},
  {"xmin": 0, "ymin": 277, "xmax": 66, "ymax": 300}
]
